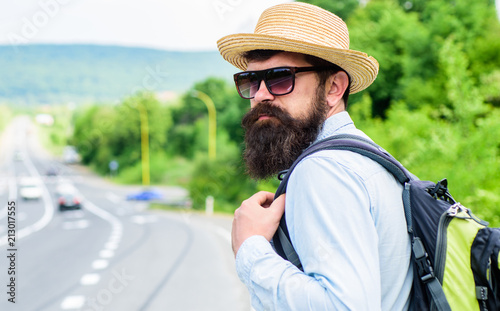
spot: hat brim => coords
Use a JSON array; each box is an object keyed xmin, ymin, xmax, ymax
[{"xmin": 218, "ymin": 33, "xmax": 379, "ymax": 94}]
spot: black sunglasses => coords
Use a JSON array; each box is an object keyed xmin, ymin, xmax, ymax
[{"xmin": 233, "ymin": 66, "xmax": 337, "ymax": 99}]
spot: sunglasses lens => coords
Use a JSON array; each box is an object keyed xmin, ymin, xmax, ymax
[
  {"xmin": 236, "ymin": 72, "xmax": 260, "ymax": 99},
  {"xmin": 235, "ymin": 67, "xmax": 295, "ymax": 99},
  {"xmin": 266, "ymin": 68, "xmax": 294, "ymax": 96}
]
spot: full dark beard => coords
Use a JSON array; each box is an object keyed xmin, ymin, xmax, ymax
[{"xmin": 242, "ymin": 92, "xmax": 328, "ymax": 180}]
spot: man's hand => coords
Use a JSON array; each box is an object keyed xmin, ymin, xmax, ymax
[{"xmin": 232, "ymin": 191, "xmax": 286, "ymax": 256}]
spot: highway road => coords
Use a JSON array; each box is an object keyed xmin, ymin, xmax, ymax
[{"xmin": 0, "ymin": 117, "xmax": 251, "ymax": 311}]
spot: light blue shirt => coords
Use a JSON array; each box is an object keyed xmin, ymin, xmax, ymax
[{"xmin": 236, "ymin": 111, "xmax": 413, "ymax": 310}]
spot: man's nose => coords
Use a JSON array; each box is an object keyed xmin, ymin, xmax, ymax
[{"xmin": 253, "ymin": 80, "xmax": 275, "ymax": 102}]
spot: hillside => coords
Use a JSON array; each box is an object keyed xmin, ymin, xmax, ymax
[{"xmin": 0, "ymin": 44, "xmax": 237, "ymax": 105}]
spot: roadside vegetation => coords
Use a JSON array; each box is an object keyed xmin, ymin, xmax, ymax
[{"xmin": 35, "ymin": 0, "xmax": 500, "ymax": 221}]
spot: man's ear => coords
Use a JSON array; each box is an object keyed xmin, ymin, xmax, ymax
[{"xmin": 325, "ymin": 71, "xmax": 349, "ymax": 111}]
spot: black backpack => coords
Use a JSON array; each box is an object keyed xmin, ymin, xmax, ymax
[{"xmin": 272, "ymin": 134, "xmax": 500, "ymax": 311}]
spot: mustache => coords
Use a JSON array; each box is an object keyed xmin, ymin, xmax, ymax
[{"xmin": 241, "ymin": 103, "xmax": 296, "ymax": 129}]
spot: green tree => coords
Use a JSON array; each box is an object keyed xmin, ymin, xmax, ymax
[
  {"xmin": 349, "ymin": 0, "xmax": 437, "ymax": 116},
  {"xmin": 72, "ymin": 104, "xmax": 115, "ymax": 167},
  {"xmin": 298, "ymin": 0, "xmax": 361, "ymax": 20},
  {"xmin": 167, "ymin": 77, "xmax": 248, "ymax": 158},
  {"xmin": 350, "ymin": 36, "xmax": 500, "ymax": 225},
  {"xmin": 71, "ymin": 92, "xmax": 172, "ymax": 176},
  {"xmin": 110, "ymin": 92, "xmax": 171, "ymax": 167},
  {"xmin": 188, "ymin": 152, "xmax": 258, "ymax": 212},
  {"xmin": 313, "ymin": 0, "xmax": 500, "ymax": 117}
]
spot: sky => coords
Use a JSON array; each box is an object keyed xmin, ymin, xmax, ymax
[
  {"xmin": 0, "ymin": 0, "xmax": 292, "ymax": 51},
  {"xmin": 1, "ymin": 0, "xmax": 499, "ymax": 51}
]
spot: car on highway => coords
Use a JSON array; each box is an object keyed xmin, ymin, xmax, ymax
[
  {"xmin": 58, "ymin": 192, "xmax": 82, "ymax": 211},
  {"xmin": 55, "ymin": 182, "xmax": 82, "ymax": 211},
  {"xmin": 19, "ymin": 177, "xmax": 43, "ymax": 200},
  {"xmin": 126, "ymin": 189, "xmax": 163, "ymax": 201},
  {"xmin": 45, "ymin": 166, "xmax": 59, "ymax": 176}
]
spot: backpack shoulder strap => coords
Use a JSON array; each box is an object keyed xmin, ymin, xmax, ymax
[
  {"xmin": 274, "ymin": 134, "xmax": 412, "ymax": 199},
  {"xmin": 273, "ymin": 134, "xmax": 412, "ymax": 264}
]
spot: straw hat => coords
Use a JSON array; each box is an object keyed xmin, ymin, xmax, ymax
[{"xmin": 217, "ymin": 2, "xmax": 379, "ymax": 94}]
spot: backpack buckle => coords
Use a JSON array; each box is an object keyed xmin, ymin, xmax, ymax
[
  {"xmin": 413, "ymin": 237, "xmax": 435, "ymax": 283},
  {"xmin": 427, "ymin": 178, "xmax": 457, "ymax": 204},
  {"xmin": 447, "ymin": 202, "xmax": 466, "ymax": 217},
  {"xmin": 277, "ymin": 170, "xmax": 288, "ymax": 181}
]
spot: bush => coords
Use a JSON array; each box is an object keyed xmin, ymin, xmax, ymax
[{"xmin": 188, "ymin": 152, "xmax": 258, "ymax": 213}]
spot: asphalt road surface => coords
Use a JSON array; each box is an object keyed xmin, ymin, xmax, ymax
[{"xmin": 0, "ymin": 117, "xmax": 251, "ymax": 311}]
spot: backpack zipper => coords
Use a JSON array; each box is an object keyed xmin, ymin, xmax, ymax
[
  {"xmin": 434, "ymin": 203, "xmax": 467, "ymax": 282},
  {"xmin": 434, "ymin": 211, "xmax": 453, "ymax": 283}
]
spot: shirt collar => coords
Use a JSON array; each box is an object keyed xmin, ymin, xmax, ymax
[{"xmin": 314, "ymin": 111, "xmax": 355, "ymax": 143}]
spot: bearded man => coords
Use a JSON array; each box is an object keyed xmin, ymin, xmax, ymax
[{"xmin": 218, "ymin": 3, "xmax": 413, "ymax": 310}]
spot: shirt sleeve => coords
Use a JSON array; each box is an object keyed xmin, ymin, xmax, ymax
[{"xmin": 235, "ymin": 152, "xmax": 383, "ymax": 311}]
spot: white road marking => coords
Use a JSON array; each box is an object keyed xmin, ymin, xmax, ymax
[
  {"xmin": 62, "ymin": 210, "xmax": 85, "ymax": 219},
  {"xmin": 81, "ymin": 200, "xmax": 123, "ymax": 267},
  {"xmin": 108, "ymin": 233, "xmax": 122, "ymax": 244},
  {"xmin": 0, "ymin": 148, "xmax": 55, "ymax": 246},
  {"xmin": 99, "ymin": 249, "xmax": 114, "ymax": 258},
  {"xmin": 80, "ymin": 273, "xmax": 101, "ymax": 286},
  {"xmin": 60, "ymin": 295, "xmax": 86, "ymax": 309},
  {"xmin": 59, "ymin": 199, "xmax": 124, "ymax": 311},
  {"xmin": 62, "ymin": 220, "xmax": 90, "ymax": 230},
  {"xmin": 131, "ymin": 215, "xmax": 158, "ymax": 225},
  {"xmin": 92, "ymin": 259, "xmax": 109, "ymax": 270},
  {"xmin": 105, "ymin": 241, "xmax": 119, "ymax": 250},
  {"xmin": 111, "ymin": 225, "xmax": 123, "ymax": 236}
]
